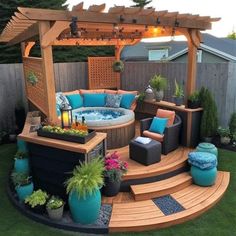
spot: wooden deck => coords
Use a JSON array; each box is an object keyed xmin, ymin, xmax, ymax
[{"xmin": 108, "ymin": 171, "xmax": 230, "ymax": 232}]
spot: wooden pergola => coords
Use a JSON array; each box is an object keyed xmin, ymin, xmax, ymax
[{"xmin": 0, "ymin": 2, "xmax": 220, "ymax": 123}]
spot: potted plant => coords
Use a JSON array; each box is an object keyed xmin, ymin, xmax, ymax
[
  {"xmin": 46, "ymin": 195, "xmax": 64, "ymax": 220},
  {"xmin": 14, "ymin": 150, "xmax": 29, "ymax": 174},
  {"xmin": 229, "ymin": 112, "xmax": 236, "ymax": 135},
  {"xmin": 11, "ymin": 172, "xmax": 33, "ymax": 202},
  {"xmin": 200, "ymin": 87, "xmax": 218, "ymax": 142},
  {"xmin": 65, "ymin": 157, "xmax": 104, "ymax": 224},
  {"xmin": 112, "ymin": 60, "xmax": 124, "ymax": 72},
  {"xmin": 102, "ymin": 151, "xmax": 128, "ymax": 197},
  {"xmin": 217, "ymin": 127, "xmax": 231, "ymax": 145},
  {"xmin": 24, "ymin": 189, "xmax": 48, "ymax": 214},
  {"xmin": 149, "ymin": 74, "xmax": 168, "ymax": 101},
  {"xmin": 173, "ymin": 79, "xmax": 184, "ymax": 106},
  {"xmin": 187, "ymin": 90, "xmax": 201, "ymax": 109}
]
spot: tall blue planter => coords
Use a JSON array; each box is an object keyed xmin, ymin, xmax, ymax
[
  {"xmin": 17, "ymin": 139, "xmax": 28, "ymax": 152},
  {"xmin": 14, "ymin": 158, "xmax": 29, "ymax": 173},
  {"xmin": 68, "ymin": 189, "xmax": 101, "ymax": 224},
  {"xmin": 16, "ymin": 182, "xmax": 34, "ymax": 202}
]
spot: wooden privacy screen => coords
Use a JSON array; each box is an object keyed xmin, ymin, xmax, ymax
[
  {"xmin": 88, "ymin": 57, "xmax": 120, "ymax": 89},
  {"xmin": 23, "ymin": 57, "xmax": 48, "ymax": 115}
]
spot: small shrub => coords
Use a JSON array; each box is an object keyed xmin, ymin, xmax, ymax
[
  {"xmin": 217, "ymin": 127, "xmax": 231, "ymax": 138},
  {"xmin": 149, "ymin": 74, "xmax": 168, "ymax": 91},
  {"xmin": 229, "ymin": 112, "xmax": 236, "ymax": 134},
  {"xmin": 25, "ymin": 189, "xmax": 48, "ymax": 208},
  {"xmin": 46, "ymin": 196, "xmax": 64, "ymax": 210},
  {"xmin": 188, "ymin": 90, "xmax": 200, "ymax": 102}
]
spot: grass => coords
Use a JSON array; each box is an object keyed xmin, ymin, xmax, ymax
[{"xmin": 0, "ymin": 144, "xmax": 236, "ymax": 236}]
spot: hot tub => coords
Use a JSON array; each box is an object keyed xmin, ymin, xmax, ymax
[{"xmin": 73, "ymin": 107, "xmax": 135, "ymax": 149}]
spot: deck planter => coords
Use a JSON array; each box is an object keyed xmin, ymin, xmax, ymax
[
  {"xmin": 68, "ymin": 189, "xmax": 101, "ymax": 224},
  {"xmin": 16, "ymin": 182, "xmax": 34, "ymax": 202},
  {"xmin": 47, "ymin": 205, "xmax": 64, "ymax": 221},
  {"xmin": 102, "ymin": 177, "xmax": 121, "ymax": 197},
  {"xmin": 37, "ymin": 128, "xmax": 96, "ymax": 144},
  {"xmin": 14, "ymin": 158, "xmax": 29, "ymax": 173}
]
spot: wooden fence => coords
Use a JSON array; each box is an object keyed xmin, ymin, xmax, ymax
[{"xmin": 0, "ymin": 61, "xmax": 236, "ymax": 132}]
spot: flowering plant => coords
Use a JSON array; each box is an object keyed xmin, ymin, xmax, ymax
[{"xmin": 104, "ymin": 151, "xmax": 128, "ymax": 183}]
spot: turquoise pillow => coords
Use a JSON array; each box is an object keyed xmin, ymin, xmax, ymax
[
  {"xmin": 149, "ymin": 117, "xmax": 168, "ymax": 134},
  {"xmin": 83, "ymin": 93, "xmax": 107, "ymax": 107},
  {"xmin": 120, "ymin": 94, "xmax": 135, "ymax": 109},
  {"xmin": 56, "ymin": 104, "xmax": 61, "ymax": 116},
  {"xmin": 66, "ymin": 94, "xmax": 83, "ymax": 109}
]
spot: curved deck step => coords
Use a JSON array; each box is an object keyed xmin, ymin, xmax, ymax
[
  {"xmin": 131, "ymin": 172, "xmax": 192, "ymax": 201},
  {"xmin": 116, "ymin": 146, "xmax": 191, "ymax": 181},
  {"xmin": 109, "ymin": 171, "xmax": 230, "ymax": 233}
]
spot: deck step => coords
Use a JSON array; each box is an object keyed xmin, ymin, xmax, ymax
[
  {"xmin": 131, "ymin": 172, "xmax": 193, "ymax": 201},
  {"xmin": 109, "ymin": 171, "xmax": 230, "ymax": 233}
]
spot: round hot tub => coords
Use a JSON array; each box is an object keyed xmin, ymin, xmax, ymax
[{"xmin": 73, "ymin": 107, "xmax": 135, "ymax": 149}]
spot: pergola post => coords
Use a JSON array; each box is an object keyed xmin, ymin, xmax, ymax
[
  {"xmin": 186, "ymin": 29, "xmax": 201, "ymax": 99},
  {"xmin": 39, "ymin": 21, "xmax": 57, "ymax": 123}
]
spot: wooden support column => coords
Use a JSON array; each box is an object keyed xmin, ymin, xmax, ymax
[
  {"xmin": 39, "ymin": 21, "xmax": 58, "ymax": 123},
  {"xmin": 186, "ymin": 29, "xmax": 201, "ymax": 99}
]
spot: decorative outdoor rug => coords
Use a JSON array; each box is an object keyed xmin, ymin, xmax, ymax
[{"xmin": 153, "ymin": 195, "xmax": 185, "ymax": 215}]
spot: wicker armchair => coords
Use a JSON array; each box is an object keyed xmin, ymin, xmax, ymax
[{"xmin": 140, "ymin": 114, "xmax": 182, "ymax": 155}]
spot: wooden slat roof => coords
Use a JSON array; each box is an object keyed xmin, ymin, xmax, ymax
[{"xmin": 0, "ymin": 2, "xmax": 220, "ymax": 45}]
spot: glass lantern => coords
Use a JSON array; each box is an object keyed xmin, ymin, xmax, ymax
[{"xmin": 60, "ymin": 103, "xmax": 72, "ymax": 129}]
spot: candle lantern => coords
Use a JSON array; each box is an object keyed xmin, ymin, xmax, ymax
[{"xmin": 60, "ymin": 103, "xmax": 72, "ymax": 129}]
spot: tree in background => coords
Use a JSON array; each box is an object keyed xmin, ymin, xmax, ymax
[
  {"xmin": 131, "ymin": 0, "xmax": 153, "ymax": 7},
  {"xmin": 227, "ymin": 30, "xmax": 236, "ymax": 40},
  {"xmin": 0, "ymin": 1, "xmax": 114, "ymax": 63}
]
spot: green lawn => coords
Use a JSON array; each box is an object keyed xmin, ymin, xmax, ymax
[{"xmin": 0, "ymin": 144, "xmax": 236, "ymax": 236}]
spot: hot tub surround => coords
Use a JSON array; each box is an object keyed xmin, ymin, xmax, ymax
[{"xmin": 56, "ymin": 89, "xmax": 137, "ymax": 149}]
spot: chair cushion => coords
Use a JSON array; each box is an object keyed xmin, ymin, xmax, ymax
[
  {"xmin": 120, "ymin": 94, "xmax": 136, "ymax": 109},
  {"xmin": 143, "ymin": 130, "xmax": 164, "ymax": 142},
  {"xmin": 104, "ymin": 89, "xmax": 117, "ymax": 94},
  {"xmin": 105, "ymin": 94, "xmax": 122, "ymax": 108},
  {"xmin": 83, "ymin": 93, "xmax": 107, "ymax": 107},
  {"xmin": 149, "ymin": 117, "xmax": 168, "ymax": 134},
  {"xmin": 66, "ymin": 94, "xmax": 83, "ymax": 109},
  {"xmin": 188, "ymin": 151, "xmax": 217, "ymax": 170},
  {"xmin": 156, "ymin": 109, "xmax": 175, "ymax": 126},
  {"xmin": 79, "ymin": 89, "xmax": 105, "ymax": 94}
]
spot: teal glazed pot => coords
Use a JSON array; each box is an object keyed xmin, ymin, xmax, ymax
[
  {"xmin": 196, "ymin": 142, "xmax": 218, "ymax": 157},
  {"xmin": 68, "ymin": 189, "xmax": 101, "ymax": 224},
  {"xmin": 17, "ymin": 139, "xmax": 28, "ymax": 152},
  {"xmin": 14, "ymin": 158, "xmax": 29, "ymax": 173},
  {"xmin": 191, "ymin": 166, "xmax": 217, "ymax": 186},
  {"xmin": 16, "ymin": 182, "xmax": 34, "ymax": 202}
]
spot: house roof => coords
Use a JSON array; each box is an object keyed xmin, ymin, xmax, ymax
[{"xmin": 121, "ymin": 33, "xmax": 236, "ymax": 62}]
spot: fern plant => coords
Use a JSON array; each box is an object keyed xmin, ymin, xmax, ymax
[
  {"xmin": 65, "ymin": 157, "xmax": 104, "ymax": 199},
  {"xmin": 149, "ymin": 74, "xmax": 167, "ymax": 91}
]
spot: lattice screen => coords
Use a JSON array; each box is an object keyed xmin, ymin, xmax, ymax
[
  {"xmin": 23, "ymin": 57, "xmax": 48, "ymax": 115},
  {"xmin": 88, "ymin": 57, "xmax": 120, "ymax": 89}
]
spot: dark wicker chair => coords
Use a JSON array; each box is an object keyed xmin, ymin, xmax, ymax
[{"xmin": 140, "ymin": 114, "xmax": 182, "ymax": 155}]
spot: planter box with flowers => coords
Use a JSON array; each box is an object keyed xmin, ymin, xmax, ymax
[{"xmin": 102, "ymin": 151, "xmax": 128, "ymax": 197}]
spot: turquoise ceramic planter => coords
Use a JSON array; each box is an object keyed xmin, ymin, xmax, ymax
[
  {"xmin": 14, "ymin": 158, "xmax": 29, "ymax": 173},
  {"xmin": 196, "ymin": 142, "xmax": 218, "ymax": 157},
  {"xmin": 16, "ymin": 182, "xmax": 34, "ymax": 202},
  {"xmin": 17, "ymin": 139, "xmax": 28, "ymax": 152},
  {"xmin": 191, "ymin": 166, "xmax": 217, "ymax": 186},
  {"xmin": 68, "ymin": 189, "xmax": 101, "ymax": 224}
]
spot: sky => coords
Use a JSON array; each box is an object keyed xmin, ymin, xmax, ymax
[{"xmin": 65, "ymin": 0, "xmax": 236, "ymax": 38}]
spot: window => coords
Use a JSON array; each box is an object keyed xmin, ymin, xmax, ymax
[
  {"xmin": 148, "ymin": 49, "xmax": 168, "ymax": 61},
  {"xmin": 197, "ymin": 50, "xmax": 202, "ymax": 63}
]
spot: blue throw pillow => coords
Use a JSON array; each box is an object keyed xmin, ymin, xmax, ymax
[
  {"xmin": 66, "ymin": 94, "xmax": 83, "ymax": 109},
  {"xmin": 83, "ymin": 93, "xmax": 107, "ymax": 107},
  {"xmin": 120, "ymin": 94, "xmax": 135, "ymax": 109},
  {"xmin": 149, "ymin": 117, "xmax": 168, "ymax": 134},
  {"xmin": 106, "ymin": 94, "xmax": 122, "ymax": 108}
]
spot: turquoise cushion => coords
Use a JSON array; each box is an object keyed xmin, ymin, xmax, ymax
[
  {"xmin": 66, "ymin": 94, "xmax": 83, "ymax": 109},
  {"xmin": 83, "ymin": 93, "xmax": 107, "ymax": 107},
  {"xmin": 56, "ymin": 104, "xmax": 61, "ymax": 116},
  {"xmin": 149, "ymin": 117, "xmax": 168, "ymax": 134},
  {"xmin": 120, "ymin": 94, "xmax": 135, "ymax": 109},
  {"xmin": 188, "ymin": 151, "xmax": 217, "ymax": 170}
]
